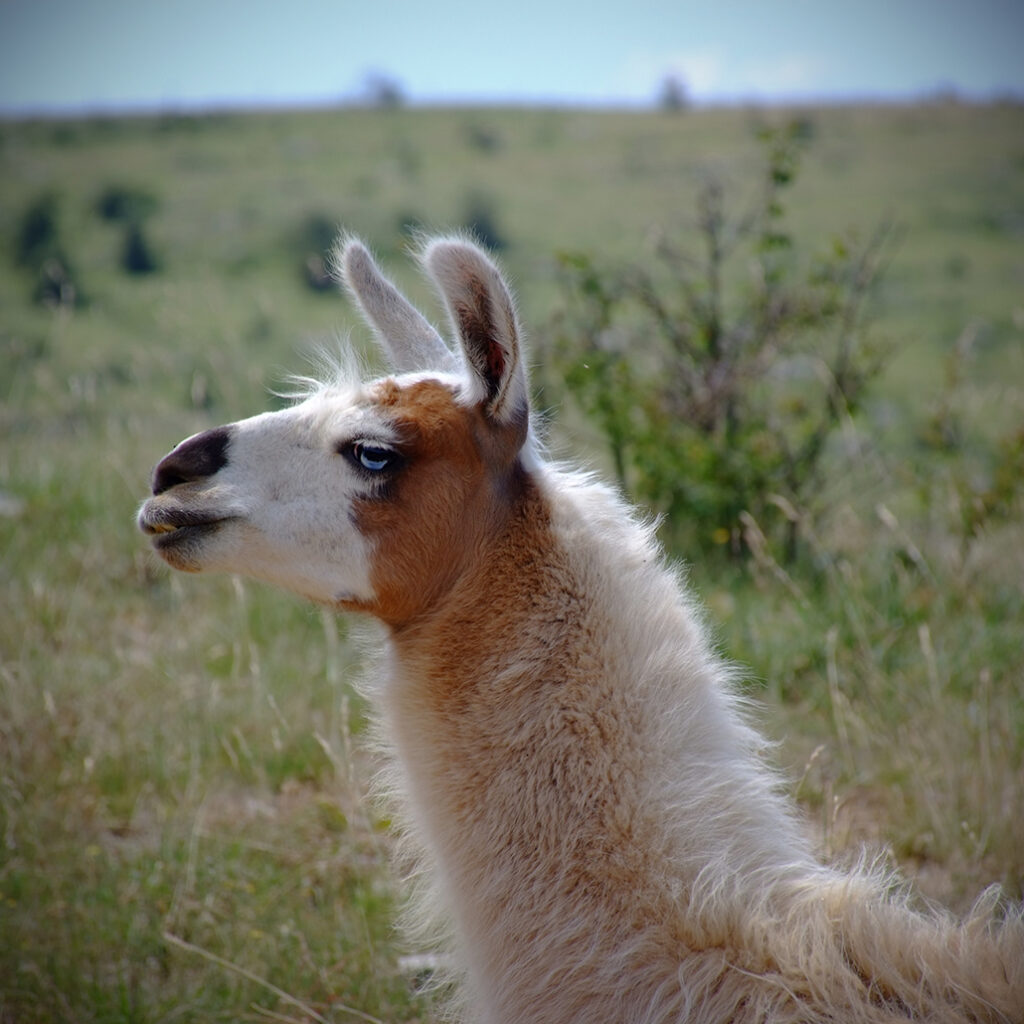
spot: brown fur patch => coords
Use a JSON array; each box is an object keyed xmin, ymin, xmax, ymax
[{"xmin": 341, "ymin": 378, "xmax": 528, "ymax": 631}]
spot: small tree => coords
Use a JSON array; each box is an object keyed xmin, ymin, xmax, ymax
[
  {"xmin": 657, "ymin": 74, "xmax": 690, "ymax": 113},
  {"xmin": 461, "ymin": 190, "xmax": 508, "ymax": 252},
  {"xmin": 13, "ymin": 192, "xmax": 83, "ymax": 308},
  {"xmin": 121, "ymin": 220, "xmax": 159, "ymax": 274},
  {"xmin": 15, "ymin": 192, "xmax": 61, "ymax": 268},
  {"xmin": 359, "ymin": 71, "xmax": 405, "ymax": 109},
  {"xmin": 95, "ymin": 183, "xmax": 158, "ymax": 223},
  {"xmin": 93, "ymin": 182, "xmax": 162, "ymax": 276},
  {"xmin": 548, "ymin": 122, "xmax": 894, "ymax": 561}
]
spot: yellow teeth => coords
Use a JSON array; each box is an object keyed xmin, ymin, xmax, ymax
[{"xmin": 150, "ymin": 522, "xmax": 178, "ymax": 534}]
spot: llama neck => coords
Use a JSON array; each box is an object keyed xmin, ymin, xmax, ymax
[{"xmin": 377, "ymin": 471, "xmax": 816, "ymax": 1012}]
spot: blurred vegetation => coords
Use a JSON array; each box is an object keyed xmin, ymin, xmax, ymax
[
  {"xmin": 94, "ymin": 182, "xmax": 160, "ymax": 223},
  {"xmin": 459, "ymin": 187, "xmax": 508, "ymax": 251},
  {"xmin": 94, "ymin": 182, "xmax": 162, "ymax": 275},
  {"xmin": 657, "ymin": 74, "xmax": 690, "ymax": 113},
  {"xmin": 550, "ymin": 119, "xmax": 896, "ymax": 560},
  {"xmin": 1, "ymin": 101, "xmax": 1023, "ymax": 1023},
  {"xmin": 13, "ymin": 190, "xmax": 85, "ymax": 308}
]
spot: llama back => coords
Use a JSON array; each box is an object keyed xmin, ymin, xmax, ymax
[{"xmin": 545, "ymin": 473, "xmax": 1024, "ymax": 1023}]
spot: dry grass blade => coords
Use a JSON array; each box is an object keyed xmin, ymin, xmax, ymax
[{"xmin": 161, "ymin": 931, "xmax": 386, "ymax": 1024}]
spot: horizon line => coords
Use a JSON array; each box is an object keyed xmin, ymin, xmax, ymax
[{"xmin": 4, "ymin": 85, "xmax": 1023, "ymax": 121}]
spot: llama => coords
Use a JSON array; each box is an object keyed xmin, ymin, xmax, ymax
[{"xmin": 138, "ymin": 236, "xmax": 1024, "ymax": 1023}]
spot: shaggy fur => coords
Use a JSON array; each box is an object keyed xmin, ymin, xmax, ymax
[{"xmin": 139, "ymin": 235, "xmax": 1024, "ymax": 1023}]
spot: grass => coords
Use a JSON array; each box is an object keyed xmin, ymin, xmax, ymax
[{"xmin": 1, "ymin": 101, "xmax": 1023, "ymax": 1021}]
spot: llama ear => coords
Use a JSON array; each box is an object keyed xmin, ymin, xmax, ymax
[
  {"xmin": 335, "ymin": 237, "xmax": 460, "ymax": 374},
  {"xmin": 421, "ymin": 238, "xmax": 529, "ymax": 429}
]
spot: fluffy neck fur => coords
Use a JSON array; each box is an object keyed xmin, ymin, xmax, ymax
[{"xmin": 368, "ymin": 465, "xmax": 1022, "ymax": 1024}]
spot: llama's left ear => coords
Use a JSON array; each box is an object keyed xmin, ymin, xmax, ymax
[
  {"xmin": 422, "ymin": 238, "xmax": 529, "ymax": 431},
  {"xmin": 335, "ymin": 237, "xmax": 460, "ymax": 374}
]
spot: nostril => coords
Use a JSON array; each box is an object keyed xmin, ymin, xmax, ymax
[{"xmin": 152, "ymin": 425, "xmax": 233, "ymax": 495}]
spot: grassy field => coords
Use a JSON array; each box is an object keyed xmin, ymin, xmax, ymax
[{"xmin": 1, "ymin": 101, "xmax": 1023, "ymax": 1022}]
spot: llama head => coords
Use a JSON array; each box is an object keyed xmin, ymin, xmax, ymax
[{"xmin": 138, "ymin": 237, "xmax": 531, "ymax": 624}]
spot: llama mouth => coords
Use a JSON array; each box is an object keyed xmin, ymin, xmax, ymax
[{"xmin": 138, "ymin": 508, "xmax": 236, "ymax": 549}]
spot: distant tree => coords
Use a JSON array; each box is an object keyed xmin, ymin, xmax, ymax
[
  {"xmin": 95, "ymin": 183, "xmax": 159, "ymax": 223},
  {"xmin": 121, "ymin": 220, "xmax": 159, "ymax": 275},
  {"xmin": 92, "ymin": 181, "xmax": 162, "ymax": 276},
  {"xmin": 13, "ymin": 192, "xmax": 84, "ymax": 308},
  {"xmin": 33, "ymin": 257, "xmax": 80, "ymax": 308},
  {"xmin": 463, "ymin": 120, "xmax": 503, "ymax": 153},
  {"xmin": 295, "ymin": 212, "xmax": 340, "ymax": 293},
  {"xmin": 657, "ymin": 74, "xmax": 690, "ymax": 112},
  {"xmin": 461, "ymin": 190, "xmax": 508, "ymax": 252},
  {"xmin": 360, "ymin": 72, "xmax": 406, "ymax": 109},
  {"xmin": 15, "ymin": 192, "xmax": 61, "ymax": 268}
]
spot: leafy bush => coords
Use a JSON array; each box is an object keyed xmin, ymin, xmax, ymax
[
  {"xmin": 13, "ymin": 192, "xmax": 84, "ymax": 307},
  {"xmin": 94, "ymin": 182, "xmax": 159, "ymax": 223},
  {"xmin": 359, "ymin": 71, "xmax": 405, "ymax": 109},
  {"xmin": 463, "ymin": 120, "xmax": 503, "ymax": 153},
  {"xmin": 14, "ymin": 191, "xmax": 61, "ymax": 268},
  {"xmin": 294, "ymin": 212, "xmax": 340, "ymax": 292},
  {"xmin": 657, "ymin": 74, "xmax": 690, "ymax": 112},
  {"xmin": 121, "ymin": 219, "xmax": 160, "ymax": 274},
  {"xmin": 461, "ymin": 190, "xmax": 507, "ymax": 251},
  {"xmin": 919, "ymin": 322, "xmax": 1024, "ymax": 543},
  {"xmin": 32, "ymin": 256, "xmax": 82, "ymax": 306},
  {"xmin": 548, "ymin": 122, "xmax": 893, "ymax": 561},
  {"xmin": 93, "ymin": 182, "xmax": 162, "ymax": 275}
]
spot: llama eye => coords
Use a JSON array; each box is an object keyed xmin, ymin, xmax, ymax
[{"xmin": 350, "ymin": 442, "xmax": 395, "ymax": 473}]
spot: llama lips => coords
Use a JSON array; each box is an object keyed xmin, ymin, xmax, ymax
[{"xmin": 137, "ymin": 505, "xmax": 231, "ymax": 546}]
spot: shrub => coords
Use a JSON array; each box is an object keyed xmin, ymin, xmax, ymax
[
  {"xmin": 657, "ymin": 74, "xmax": 690, "ymax": 112},
  {"xmin": 14, "ymin": 191, "xmax": 61, "ymax": 268},
  {"xmin": 920, "ymin": 323, "xmax": 1024, "ymax": 543},
  {"xmin": 94, "ymin": 183, "xmax": 159, "ymax": 223},
  {"xmin": 13, "ymin": 192, "xmax": 84, "ymax": 308},
  {"xmin": 359, "ymin": 71, "xmax": 405, "ymax": 109},
  {"xmin": 93, "ymin": 182, "xmax": 162, "ymax": 276},
  {"xmin": 292, "ymin": 212, "xmax": 340, "ymax": 292},
  {"xmin": 463, "ymin": 120, "xmax": 503, "ymax": 153},
  {"xmin": 32, "ymin": 257, "xmax": 81, "ymax": 307},
  {"xmin": 548, "ymin": 122, "xmax": 893, "ymax": 561},
  {"xmin": 121, "ymin": 220, "xmax": 160, "ymax": 274},
  {"xmin": 461, "ymin": 190, "xmax": 507, "ymax": 251}
]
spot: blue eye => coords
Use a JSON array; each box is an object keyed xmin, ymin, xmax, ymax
[{"xmin": 353, "ymin": 443, "xmax": 394, "ymax": 472}]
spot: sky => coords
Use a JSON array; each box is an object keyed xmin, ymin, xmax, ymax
[{"xmin": 1, "ymin": 0, "xmax": 1022, "ymax": 114}]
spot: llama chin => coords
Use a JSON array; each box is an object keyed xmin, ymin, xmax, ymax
[{"xmin": 141, "ymin": 235, "xmax": 1024, "ymax": 1024}]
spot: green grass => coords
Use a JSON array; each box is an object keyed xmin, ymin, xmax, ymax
[{"xmin": 2, "ymin": 101, "xmax": 1023, "ymax": 1022}]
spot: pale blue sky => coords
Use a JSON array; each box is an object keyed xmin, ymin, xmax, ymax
[{"xmin": 1, "ymin": 0, "xmax": 1022, "ymax": 113}]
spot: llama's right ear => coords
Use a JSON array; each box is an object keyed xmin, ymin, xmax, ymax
[
  {"xmin": 334, "ymin": 238, "xmax": 459, "ymax": 374},
  {"xmin": 422, "ymin": 238, "xmax": 529, "ymax": 432}
]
